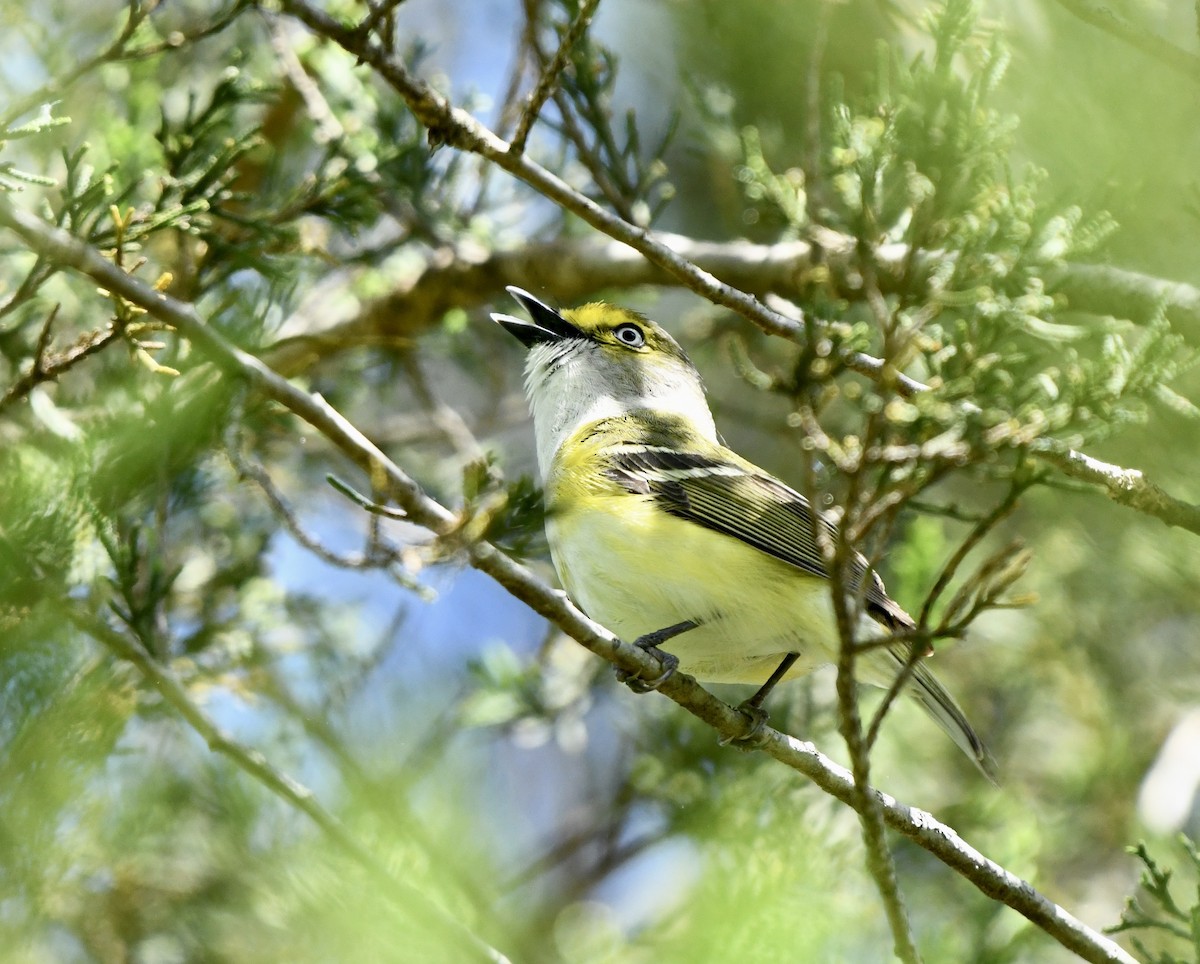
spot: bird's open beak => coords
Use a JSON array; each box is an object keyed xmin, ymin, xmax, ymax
[{"xmin": 492, "ymin": 286, "xmax": 580, "ymax": 347}]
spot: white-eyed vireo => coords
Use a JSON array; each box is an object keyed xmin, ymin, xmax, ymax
[{"xmin": 493, "ymin": 286, "xmax": 994, "ymax": 779}]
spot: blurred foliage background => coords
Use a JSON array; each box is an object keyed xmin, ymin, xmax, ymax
[{"xmin": 1, "ymin": 0, "xmax": 1199, "ymax": 961}]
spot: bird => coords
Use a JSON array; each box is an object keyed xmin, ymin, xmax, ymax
[{"xmin": 492, "ymin": 286, "xmax": 995, "ymax": 780}]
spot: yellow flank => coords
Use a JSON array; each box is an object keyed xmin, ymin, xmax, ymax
[{"xmin": 546, "ymin": 420, "xmax": 851, "ymax": 685}]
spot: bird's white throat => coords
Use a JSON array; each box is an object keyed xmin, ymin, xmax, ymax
[{"xmin": 524, "ymin": 342, "xmax": 716, "ymax": 475}]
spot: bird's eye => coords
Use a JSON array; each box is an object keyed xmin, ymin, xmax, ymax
[{"xmin": 613, "ymin": 324, "xmax": 645, "ymax": 348}]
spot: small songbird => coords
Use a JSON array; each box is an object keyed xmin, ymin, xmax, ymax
[{"xmin": 493, "ymin": 286, "xmax": 994, "ymax": 779}]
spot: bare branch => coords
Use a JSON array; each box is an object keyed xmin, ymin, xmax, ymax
[
  {"xmin": 1036, "ymin": 447, "xmax": 1200, "ymax": 533},
  {"xmin": 266, "ymin": 234, "xmax": 1200, "ymax": 378},
  {"xmin": 511, "ymin": 0, "xmax": 601, "ymax": 154},
  {"xmin": 519, "ymin": 0, "xmax": 637, "ymax": 218},
  {"xmin": 0, "ymin": 303, "xmax": 58, "ymax": 405},
  {"xmin": 0, "ymin": 192, "xmax": 1141, "ymax": 964},
  {"xmin": 917, "ymin": 479, "xmax": 1030, "ymax": 627},
  {"xmin": 224, "ymin": 423, "xmax": 429, "ymax": 596}
]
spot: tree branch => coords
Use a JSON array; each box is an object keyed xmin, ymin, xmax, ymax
[
  {"xmin": 276, "ymin": 1, "xmax": 806, "ymax": 338},
  {"xmin": 68, "ymin": 608, "xmax": 511, "ymax": 964},
  {"xmin": 822, "ymin": 390, "xmax": 921, "ymax": 962},
  {"xmin": 267, "ymin": 237, "xmax": 1200, "ymax": 374},
  {"xmin": 0, "ymin": 196, "xmax": 1138, "ymax": 964},
  {"xmin": 510, "ymin": 0, "xmax": 601, "ymax": 154},
  {"xmin": 1048, "ymin": 260, "xmax": 1200, "ymax": 327},
  {"xmin": 1035, "ymin": 446, "xmax": 1200, "ymax": 532},
  {"xmin": 0, "ymin": 313, "xmax": 122, "ymax": 412}
]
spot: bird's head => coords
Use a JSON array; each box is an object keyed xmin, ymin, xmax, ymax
[{"xmin": 492, "ymin": 287, "xmax": 715, "ymax": 469}]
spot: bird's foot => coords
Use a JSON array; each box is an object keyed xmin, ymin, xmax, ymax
[
  {"xmin": 716, "ymin": 652, "xmax": 797, "ymax": 747},
  {"xmin": 616, "ymin": 645, "xmax": 679, "ymax": 692},
  {"xmin": 718, "ymin": 699, "xmax": 771, "ymax": 749},
  {"xmin": 614, "ymin": 621, "xmax": 695, "ymax": 692}
]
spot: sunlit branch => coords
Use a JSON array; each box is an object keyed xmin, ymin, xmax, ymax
[
  {"xmin": 1035, "ymin": 446, "xmax": 1200, "ymax": 533},
  {"xmin": 266, "ymin": 236, "xmax": 1200, "ymax": 373},
  {"xmin": 0, "ymin": 186, "xmax": 1140, "ymax": 964}
]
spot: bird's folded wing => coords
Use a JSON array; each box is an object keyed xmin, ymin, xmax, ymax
[{"xmin": 603, "ymin": 446, "xmax": 911, "ymax": 629}]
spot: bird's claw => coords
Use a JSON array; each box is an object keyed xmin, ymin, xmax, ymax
[
  {"xmin": 614, "ymin": 621, "xmax": 695, "ymax": 692},
  {"xmin": 615, "ymin": 646, "xmax": 679, "ymax": 692},
  {"xmin": 718, "ymin": 700, "xmax": 771, "ymax": 749}
]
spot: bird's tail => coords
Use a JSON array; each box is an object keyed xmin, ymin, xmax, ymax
[{"xmin": 894, "ymin": 649, "xmax": 997, "ymax": 784}]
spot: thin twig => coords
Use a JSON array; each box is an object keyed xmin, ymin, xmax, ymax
[
  {"xmin": 511, "ymin": 0, "xmax": 600, "ymax": 154},
  {"xmin": 225, "ymin": 414, "xmax": 433, "ymax": 596},
  {"xmin": 353, "ymin": 0, "xmax": 404, "ymax": 55},
  {"xmin": 546, "ymin": 82, "xmax": 635, "ymax": 218},
  {"xmin": 31, "ymin": 302, "xmax": 58, "ymax": 370},
  {"xmin": 520, "ymin": 0, "xmax": 634, "ymax": 218},
  {"xmin": 0, "ymin": 315, "xmax": 122, "ymax": 412},
  {"xmin": 228, "ymin": 433, "xmax": 399, "ymax": 570},
  {"xmin": 825, "ymin": 388, "xmax": 922, "ymax": 963},
  {"xmin": 917, "ymin": 478, "xmax": 1028, "ymax": 628},
  {"xmin": 1, "ymin": 1, "xmax": 252, "ymax": 131},
  {"xmin": 326, "ymin": 474, "xmax": 410, "ymax": 519}
]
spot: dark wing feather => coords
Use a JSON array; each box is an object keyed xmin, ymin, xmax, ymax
[{"xmin": 604, "ymin": 448, "xmax": 913, "ymax": 630}]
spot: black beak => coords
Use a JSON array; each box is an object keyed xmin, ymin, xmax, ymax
[{"xmin": 492, "ymin": 286, "xmax": 581, "ymax": 347}]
